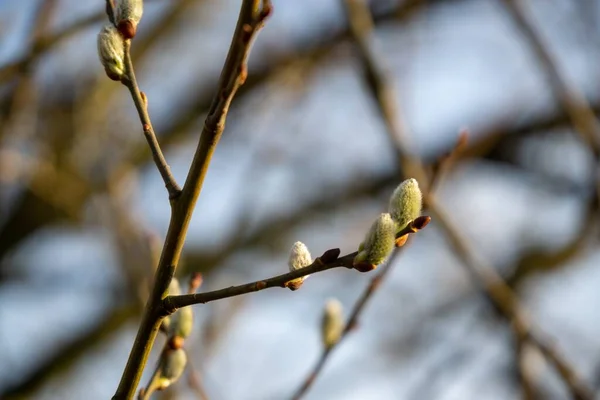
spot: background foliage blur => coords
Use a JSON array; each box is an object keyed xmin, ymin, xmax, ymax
[{"xmin": 1, "ymin": 0, "xmax": 599, "ymax": 399}]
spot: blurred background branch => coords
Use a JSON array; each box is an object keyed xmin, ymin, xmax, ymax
[{"xmin": 1, "ymin": 0, "xmax": 599, "ymax": 399}]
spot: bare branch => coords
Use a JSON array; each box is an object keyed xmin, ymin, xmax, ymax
[
  {"xmin": 121, "ymin": 40, "xmax": 182, "ymax": 199},
  {"xmin": 112, "ymin": 1, "xmax": 272, "ymax": 398},
  {"xmin": 500, "ymin": 0, "xmax": 600, "ymax": 156},
  {"xmin": 164, "ymin": 217, "xmax": 429, "ymax": 311}
]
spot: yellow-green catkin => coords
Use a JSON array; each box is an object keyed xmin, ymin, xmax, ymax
[
  {"xmin": 354, "ymin": 213, "xmax": 396, "ymax": 269},
  {"xmin": 388, "ymin": 178, "xmax": 422, "ymax": 231},
  {"xmin": 321, "ymin": 298, "xmax": 343, "ymax": 349},
  {"xmin": 169, "ymin": 305, "xmax": 193, "ymax": 340},
  {"xmin": 157, "ymin": 348, "xmax": 187, "ymax": 390}
]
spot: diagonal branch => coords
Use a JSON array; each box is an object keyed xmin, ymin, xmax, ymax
[
  {"xmin": 500, "ymin": 0, "xmax": 600, "ymax": 156},
  {"xmin": 324, "ymin": 1, "xmax": 593, "ymax": 400},
  {"xmin": 121, "ymin": 40, "xmax": 181, "ymax": 199},
  {"xmin": 112, "ymin": 1, "xmax": 272, "ymax": 399}
]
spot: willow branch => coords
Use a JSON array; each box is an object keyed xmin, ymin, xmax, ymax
[
  {"xmin": 339, "ymin": 1, "xmax": 593, "ymax": 399},
  {"xmin": 112, "ymin": 1, "xmax": 272, "ymax": 399},
  {"xmin": 121, "ymin": 40, "xmax": 181, "ymax": 199},
  {"xmin": 164, "ymin": 219, "xmax": 428, "ymax": 311},
  {"xmin": 166, "ymin": 252, "xmax": 354, "ymax": 310}
]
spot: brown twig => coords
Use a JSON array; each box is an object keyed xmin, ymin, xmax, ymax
[
  {"xmin": 164, "ymin": 218, "xmax": 429, "ymax": 312},
  {"xmin": 500, "ymin": 0, "xmax": 600, "ymax": 156},
  {"xmin": 338, "ymin": 0, "xmax": 593, "ymax": 399},
  {"xmin": 112, "ymin": 1, "xmax": 272, "ymax": 399},
  {"xmin": 121, "ymin": 40, "xmax": 181, "ymax": 199},
  {"xmin": 514, "ymin": 322, "xmax": 536, "ymax": 400},
  {"xmin": 428, "ymin": 129, "xmax": 468, "ymax": 195}
]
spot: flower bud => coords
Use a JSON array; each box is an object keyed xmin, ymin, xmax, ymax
[
  {"xmin": 115, "ymin": 0, "xmax": 143, "ymax": 39},
  {"xmin": 321, "ymin": 299, "xmax": 343, "ymax": 349},
  {"xmin": 353, "ymin": 213, "xmax": 396, "ymax": 272},
  {"xmin": 286, "ymin": 241, "xmax": 312, "ymax": 291},
  {"xmin": 168, "ymin": 305, "xmax": 193, "ymax": 341},
  {"xmin": 97, "ymin": 24, "xmax": 125, "ymax": 81},
  {"xmin": 388, "ymin": 178, "xmax": 422, "ymax": 230},
  {"xmin": 157, "ymin": 348, "xmax": 187, "ymax": 390}
]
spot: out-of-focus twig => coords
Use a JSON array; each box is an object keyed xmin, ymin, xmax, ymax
[
  {"xmin": 500, "ymin": 0, "xmax": 600, "ymax": 156},
  {"xmin": 340, "ymin": 1, "xmax": 593, "ymax": 399},
  {"xmin": 514, "ymin": 322, "xmax": 536, "ymax": 400},
  {"xmin": 112, "ymin": 1, "xmax": 272, "ymax": 398},
  {"xmin": 428, "ymin": 129, "xmax": 468, "ymax": 194}
]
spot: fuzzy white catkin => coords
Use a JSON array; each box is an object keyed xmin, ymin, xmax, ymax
[
  {"xmin": 97, "ymin": 24, "xmax": 125, "ymax": 80},
  {"xmin": 354, "ymin": 213, "xmax": 396, "ymax": 267},
  {"xmin": 288, "ymin": 241, "xmax": 312, "ymax": 272},
  {"xmin": 286, "ymin": 241, "xmax": 312, "ymax": 288},
  {"xmin": 157, "ymin": 348, "xmax": 187, "ymax": 389},
  {"xmin": 388, "ymin": 178, "xmax": 422, "ymax": 230},
  {"xmin": 321, "ymin": 299, "xmax": 343, "ymax": 349},
  {"xmin": 116, "ymin": 0, "xmax": 143, "ymax": 39}
]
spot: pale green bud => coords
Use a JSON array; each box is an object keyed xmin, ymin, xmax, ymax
[
  {"xmin": 115, "ymin": 0, "xmax": 143, "ymax": 39},
  {"xmin": 169, "ymin": 305, "xmax": 193, "ymax": 340},
  {"xmin": 157, "ymin": 348, "xmax": 187, "ymax": 390},
  {"xmin": 353, "ymin": 213, "xmax": 396, "ymax": 271},
  {"xmin": 286, "ymin": 241, "xmax": 312, "ymax": 290},
  {"xmin": 321, "ymin": 298, "xmax": 343, "ymax": 349},
  {"xmin": 97, "ymin": 24, "xmax": 125, "ymax": 81},
  {"xmin": 388, "ymin": 178, "xmax": 422, "ymax": 230},
  {"xmin": 161, "ymin": 278, "xmax": 182, "ymax": 332}
]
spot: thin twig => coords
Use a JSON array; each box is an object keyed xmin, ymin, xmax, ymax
[
  {"xmin": 112, "ymin": 1, "xmax": 272, "ymax": 398},
  {"xmin": 500, "ymin": 0, "xmax": 600, "ymax": 156},
  {"xmin": 164, "ymin": 218, "xmax": 429, "ymax": 312},
  {"xmin": 121, "ymin": 40, "xmax": 181, "ymax": 199},
  {"xmin": 338, "ymin": 1, "xmax": 593, "ymax": 399},
  {"xmin": 514, "ymin": 322, "xmax": 536, "ymax": 400},
  {"xmin": 186, "ymin": 357, "xmax": 211, "ymax": 400}
]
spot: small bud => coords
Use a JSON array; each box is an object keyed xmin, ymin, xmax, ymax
[
  {"xmin": 353, "ymin": 213, "xmax": 396, "ymax": 272},
  {"xmin": 157, "ymin": 348, "xmax": 187, "ymax": 390},
  {"xmin": 188, "ymin": 273, "xmax": 203, "ymax": 293},
  {"xmin": 321, "ymin": 299, "xmax": 344, "ymax": 349},
  {"xmin": 395, "ymin": 234, "xmax": 408, "ymax": 247},
  {"xmin": 285, "ymin": 241, "xmax": 312, "ymax": 291},
  {"xmin": 388, "ymin": 178, "xmax": 422, "ymax": 230},
  {"xmin": 115, "ymin": 0, "xmax": 143, "ymax": 39},
  {"xmin": 97, "ymin": 24, "xmax": 125, "ymax": 81},
  {"xmin": 319, "ymin": 248, "xmax": 341, "ymax": 264}
]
